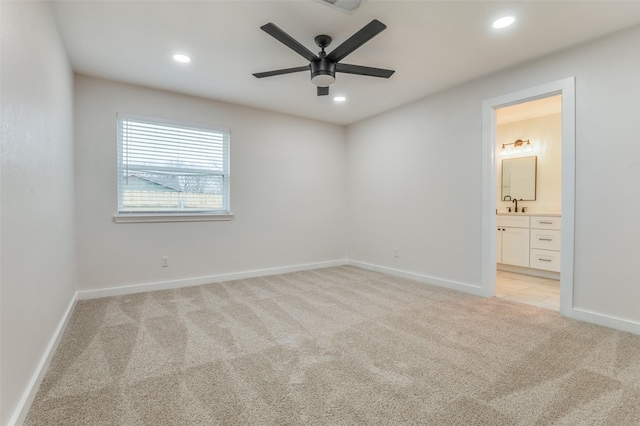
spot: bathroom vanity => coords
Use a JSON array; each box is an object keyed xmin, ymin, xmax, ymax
[{"xmin": 497, "ymin": 212, "xmax": 561, "ymax": 275}]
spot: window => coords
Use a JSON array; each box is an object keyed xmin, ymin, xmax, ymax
[{"xmin": 116, "ymin": 114, "xmax": 230, "ymax": 222}]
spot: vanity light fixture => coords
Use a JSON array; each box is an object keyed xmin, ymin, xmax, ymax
[{"xmin": 501, "ymin": 139, "xmax": 533, "ymax": 156}]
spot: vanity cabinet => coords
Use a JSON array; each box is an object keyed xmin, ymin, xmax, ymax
[
  {"xmin": 496, "ymin": 214, "xmax": 562, "ymax": 273},
  {"xmin": 529, "ymin": 216, "xmax": 561, "ymax": 272},
  {"xmin": 497, "ymin": 215, "xmax": 530, "ymax": 267}
]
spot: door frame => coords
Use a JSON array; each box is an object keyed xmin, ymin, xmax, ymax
[{"xmin": 481, "ymin": 77, "xmax": 575, "ymax": 316}]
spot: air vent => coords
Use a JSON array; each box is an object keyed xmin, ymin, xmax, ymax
[{"xmin": 315, "ymin": 0, "xmax": 366, "ymax": 14}]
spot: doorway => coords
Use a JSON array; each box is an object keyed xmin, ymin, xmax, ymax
[
  {"xmin": 495, "ymin": 96, "xmax": 562, "ymax": 311},
  {"xmin": 481, "ymin": 78, "xmax": 575, "ymax": 316}
]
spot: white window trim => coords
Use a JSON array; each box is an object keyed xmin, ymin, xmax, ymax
[{"xmin": 115, "ymin": 113, "xmax": 231, "ymax": 223}]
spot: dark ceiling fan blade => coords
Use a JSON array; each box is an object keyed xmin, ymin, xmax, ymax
[
  {"xmin": 260, "ymin": 23, "xmax": 319, "ymax": 62},
  {"xmin": 326, "ymin": 19, "xmax": 387, "ymax": 63},
  {"xmin": 317, "ymin": 86, "xmax": 329, "ymax": 96},
  {"xmin": 253, "ymin": 66, "xmax": 309, "ymax": 78},
  {"xmin": 336, "ymin": 63, "xmax": 395, "ymax": 78}
]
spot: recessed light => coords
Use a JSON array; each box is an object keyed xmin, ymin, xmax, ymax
[
  {"xmin": 492, "ymin": 16, "xmax": 516, "ymax": 29},
  {"xmin": 172, "ymin": 54, "xmax": 191, "ymax": 63},
  {"xmin": 334, "ymin": 96, "xmax": 346, "ymax": 102}
]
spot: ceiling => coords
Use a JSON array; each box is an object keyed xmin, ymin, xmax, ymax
[
  {"xmin": 50, "ymin": 1, "xmax": 640, "ymax": 125},
  {"xmin": 497, "ymin": 95, "xmax": 562, "ymax": 125}
]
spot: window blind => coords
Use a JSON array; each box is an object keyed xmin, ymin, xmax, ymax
[{"xmin": 117, "ymin": 114, "xmax": 230, "ymax": 214}]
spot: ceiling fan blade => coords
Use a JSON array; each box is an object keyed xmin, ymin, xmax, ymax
[
  {"xmin": 317, "ymin": 86, "xmax": 329, "ymax": 96},
  {"xmin": 260, "ymin": 23, "xmax": 319, "ymax": 62},
  {"xmin": 336, "ymin": 63, "xmax": 395, "ymax": 78},
  {"xmin": 326, "ymin": 19, "xmax": 387, "ymax": 63},
  {"xmin": 253, "ymin": 66, "xmax": 309, "ymax": 78}
]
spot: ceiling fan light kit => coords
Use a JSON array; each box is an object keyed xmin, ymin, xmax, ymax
[
  {"xmin": 311, "ymin": 67, "xmax": 336, "ymax": 87},
  {"xmin": 253, "ymin": 19, "xmax": 394, "ymax": 96}
]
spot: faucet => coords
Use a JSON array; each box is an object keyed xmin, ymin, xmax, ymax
[{"xmin": 512, "ymin": 198, "xmax": 519, "ymax": 212}]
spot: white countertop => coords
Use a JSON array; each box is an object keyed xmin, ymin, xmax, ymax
[{"xmin": 497, "ymin": 212, "xmax": 561, "ymax": 217}]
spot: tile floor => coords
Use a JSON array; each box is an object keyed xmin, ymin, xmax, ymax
[{"xmin": 496, "ymin": 270, "xmax": 560, "ymax": 311}]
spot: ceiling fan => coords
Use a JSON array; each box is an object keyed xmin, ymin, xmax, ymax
[{"xmin": 253, "ymin": 19, "xmax": 395, "ymax": 96}]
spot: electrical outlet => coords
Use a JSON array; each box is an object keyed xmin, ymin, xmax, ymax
[
  {"xmin": 394, "ymin": 248, "xmax": 399, "ymax": 258},
  {"xmin": 161, "ymin": 256, "xmax": 169, "ymax": 267}
]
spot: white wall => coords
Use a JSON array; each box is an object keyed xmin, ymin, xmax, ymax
[
  {"xmin": 347, "ymin": 87, "xmax": 482, "ymax": 290},
  {"xmin": 0, "ymin": 2, "xmax": 76, "ymax": 424},
  {"xmin": 347, "ymin": 26, "xmax": 640, "ymax": 325},
  {"xmin": 74, "ymin": 75, "xmax": 347, "ymax": 292},
  {"xmin": 497, "ymin": 113, "xmax": 562, "ymax": 214}
]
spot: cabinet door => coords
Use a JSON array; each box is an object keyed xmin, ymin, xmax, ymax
[
  {"xmin": 496, "ymin": 228, "xmax": 503, "ymax": 263},
  {"xmin": 501, "ymin": 227, "xmax": 530, "ymax": 267}
]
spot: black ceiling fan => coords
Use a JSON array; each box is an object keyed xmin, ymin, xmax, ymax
[{"xmin": 253, "ymin": 19, "xmax": 395, "ymax": 96}]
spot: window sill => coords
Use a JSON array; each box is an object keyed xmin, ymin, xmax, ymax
[{"xmin": 113, "ymin": 213, "xmax": 234, "ymax": 223}]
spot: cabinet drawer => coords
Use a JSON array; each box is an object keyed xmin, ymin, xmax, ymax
[
  {"xmin": 497, "ymin": 215, "xmax": 530, "ymax": 228},
  {"xmin": 530, "ymin": 229, "xmax": 561, "ymax": 251},
  {"xmin": 530, "ymin": 216, "xmax": 561, "ymax": 230},
  {"xmin": 530, "ymin": 249, "xmax": 561, "ymax": 272}
]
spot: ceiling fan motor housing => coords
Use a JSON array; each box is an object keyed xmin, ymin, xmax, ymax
[{"xmin": 310, "ymin": 59, "xmax": 336, "ymax": 86}]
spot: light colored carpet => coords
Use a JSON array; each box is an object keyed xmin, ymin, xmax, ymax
[{"xmin": 26, "ymin": 266, "xmax": 640, "ymax": 425}]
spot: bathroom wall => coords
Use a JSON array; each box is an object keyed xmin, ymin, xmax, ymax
[{"xmin": 497, "ymin": 113, "xmax": 562, "ymax": 214}]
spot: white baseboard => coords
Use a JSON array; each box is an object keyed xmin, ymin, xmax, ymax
[
  {"xmin": 9, "ymin": 294, "xmax": 78, "ymax": 426},
  {"xmin": 347, "ymin": 260, "xmax": 484, "ymax": 296},
  {"xmin": 77, "ymin": 259, "xmax": 348, "ymax": 300},
  {"xmin": 568, "ymin": 307, "xmax": 640, "ymax": 335}
]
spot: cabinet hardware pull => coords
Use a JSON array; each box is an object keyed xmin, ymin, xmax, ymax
[
  {"xmin": 539, "ymin": 238, "xmax": 552, "ymax": 241},
  {"xmin": 539, "ymin": 221, "xmax": 553, "ymax": 224},
  {"xmin": 539, "ymin": 258, "xmax": 552, "ymax": 262}
]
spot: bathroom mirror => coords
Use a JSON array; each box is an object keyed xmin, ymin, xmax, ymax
[{"xmin": 501, "ymin": 156, "xmax": 537, "ymax": 201}]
